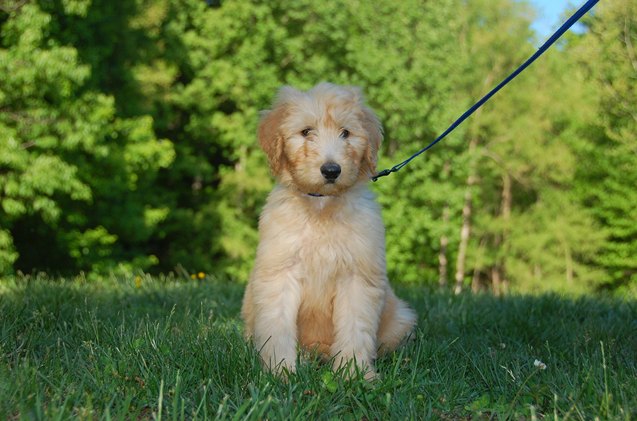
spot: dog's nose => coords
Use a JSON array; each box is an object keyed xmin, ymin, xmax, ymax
[{"xmin": 320, "ymin": 162, "xmax": 341, "ymax": 181}]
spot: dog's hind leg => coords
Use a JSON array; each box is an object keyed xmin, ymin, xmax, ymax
[{"xmin": 376, "ymin": 289, "xmax": 417, "ymax": 356}]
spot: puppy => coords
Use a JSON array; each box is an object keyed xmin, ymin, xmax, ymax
[{"xmin": 241, "ymin": 83, "xmax": 416, "ymax": 379}]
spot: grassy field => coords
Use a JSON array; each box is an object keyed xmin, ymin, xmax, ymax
[{"xmin": 0, "ymin": 274, "xmax": 635, "ymax": 420}]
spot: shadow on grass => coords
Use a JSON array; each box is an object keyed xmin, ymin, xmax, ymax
[
  {"xmin": 0, "ymin": 276, "xmax": 636, "ymax": 419},
  {"xmin": 2, "ymin": 276, "xmax": 636, "ymax": 373},
  {"xmin": 4, "ymin": 275, "xmax": 634, "ymax": 326}
]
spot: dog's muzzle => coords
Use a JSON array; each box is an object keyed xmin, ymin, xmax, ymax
[{"xmin": 320, "ymin": 162, "xmax": 341, "ymax": 183}]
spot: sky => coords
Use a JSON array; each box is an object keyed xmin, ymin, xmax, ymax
[{"xmin": 527, "ymin": 0, "xmax": 582, "ymax": 38}]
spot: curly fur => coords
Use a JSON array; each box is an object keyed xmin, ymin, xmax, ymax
[{"xmin": 241, "ymin": 83, "xmax": 416, "ymax": 379}]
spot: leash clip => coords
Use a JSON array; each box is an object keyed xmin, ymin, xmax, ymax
[{"xmin": 372, "ymin": 169, "xmax": 392, "ymax": 182}]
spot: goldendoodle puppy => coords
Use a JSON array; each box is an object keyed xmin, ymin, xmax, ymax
[{"xmin": 242, "ymin": 83, "xmax": 416, "ymax": 379}]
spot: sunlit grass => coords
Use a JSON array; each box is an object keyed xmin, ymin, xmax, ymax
[{"xmin": 0, "ymin": 275, "xmax": 635, "ymax": 419}]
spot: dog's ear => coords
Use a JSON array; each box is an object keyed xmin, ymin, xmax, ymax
[
  {"xmin": 360, "ymin": 105, "xmax": 383, "ymax": 176},
  {"xmin": 258, "ymin": 106, "xmax": 286, "ymax": 175},
  {"xmin": 258, "ymin": 86, "xmax": 301, "ymax": 176}
]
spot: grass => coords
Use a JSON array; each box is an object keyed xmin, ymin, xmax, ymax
[{"xmin": 0, "ymin": 274, "xmax": 635, "ymax": 420}]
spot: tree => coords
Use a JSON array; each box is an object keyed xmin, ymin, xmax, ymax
[
  {"xmin": 144, "ymin": 0, "xmax": 467, "ymax": 280},
  {"xmin": 445, "ymin": 0, "xmax": 606, "ymax": 294},
  {"xmin": 0, "ymin": 0, "xmax": 631, "ymax": 296},
  {"xmin": 0, "ymin": 1, "xmax": 174, "ymax": 274},
  {"xmin": 569, "ymin": 0, "xmax": 637, "ymax": 293}
]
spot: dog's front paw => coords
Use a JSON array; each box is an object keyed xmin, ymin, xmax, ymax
[
  {"xmin": 273, "ymin": 358, "xmax": 296, "ymax": 376},
  {"xmin": 333, "ymin": 357, "xmax": 377, "ymax": 382},
  {"xmin": 260, "ymin": 350, "xmax": 297, "ymax": 377},
  {"xmin": 363, "ymin": 368, "xmax": 379, "ymax": 381}
]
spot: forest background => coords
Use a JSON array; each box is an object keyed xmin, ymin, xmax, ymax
[{"xmin": 0, "ymin": 0, "xmax": 635, "ymax": 296}]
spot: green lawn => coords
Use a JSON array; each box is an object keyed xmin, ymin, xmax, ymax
[{"xmin": 0, "ymin": 275, "xmax": 635, "ymax": 420}]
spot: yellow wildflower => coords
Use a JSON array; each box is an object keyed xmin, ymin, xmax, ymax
[
  {"xmin": 198, "ymin": 272, "xmax": 205, "ymax": 279},
  {"xmin": 134, "ymin": 276, "xmax": 142, "ymax": 288}
]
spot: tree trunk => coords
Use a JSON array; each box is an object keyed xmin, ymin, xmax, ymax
[
  {"xmin": 500, "ymin": 172, "xmax": 512, "ymax": 294},
  {"xmin": 438, "ymin": 161, "xmax": 451, "ymax": 289},
  {"xmin": 471, "ymin": 268, "xmax": 481, "ymax": 293},
  {"xmin": 491, "ymin": 172, "xmax": 512, "ymax": 296},
  {"xmin": 454, "ymin": 67, "xmax": 498, "ymax": 295},
  {"xmin": 438, "ymin": 204, "xmax": 450, "ymax": 288},
  {"xmin": 454, "ymin": 169, "xmax": 476, "ymax": 294},
  {"xmin": 564, "ymin": 242, "xmax": 574, "ymax": 286},
  {"xmin": 471, "ymin": 238, "xmax": 487, "ymax": 293},
  {"xmin": 491, "ymin": 266, "xmax": 502, "ymax": 296}
]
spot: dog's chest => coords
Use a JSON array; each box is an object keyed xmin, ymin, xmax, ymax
[
  {"xmin": 299, "ymin": 223, "xmax": 348, "ymax": 270},
  {"xmin": 293, "ymin": 211, "xmax": 371, "ymax": 288},
  {"xmin": 258, "ymin": 188, "xmax": 385, "ymax": 287}
]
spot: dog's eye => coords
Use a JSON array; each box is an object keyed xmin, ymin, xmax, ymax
[
  {"xmin": 340, "ymin": 129, "xmax": 350, "ymax": 139},
  {"xmin": 301, "ymin": 128, "xmax": 312, "ymax": 137}
]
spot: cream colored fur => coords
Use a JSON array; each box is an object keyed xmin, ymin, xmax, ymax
[{"xmin": 241, "ymin": 83, "xmax": 416, "ymax": 379}]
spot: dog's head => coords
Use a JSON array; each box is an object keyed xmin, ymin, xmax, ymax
[{"xmin": 258, "ymin": 83, "xmax": 383, "ymax": 196}]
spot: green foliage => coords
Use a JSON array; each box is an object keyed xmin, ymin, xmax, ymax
[
  {"xmin": 460, "ymin": 24, "xmax": 607, "ymax": 293},
  {"xmin": 0, "ymin": 1, "xmax": 174, "ymax": 274},
  {"xmin": 568, "ymin": 0, "xmax": 637, "ymax": 293},
  {"xmin": 1, "ymin": 276, "xmax": 635, "ymax": 418},
  {"xmin": 0, "ymin": 3, "xmax": 93, "ymax": 269},
  {"xmin": 0, "ymin": 0, "xmax": 634, "ymax": 294}
]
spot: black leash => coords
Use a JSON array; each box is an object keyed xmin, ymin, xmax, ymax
[{"xmin": 372, "ymin": 0, "xmax": 600, "ymax": 182}]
